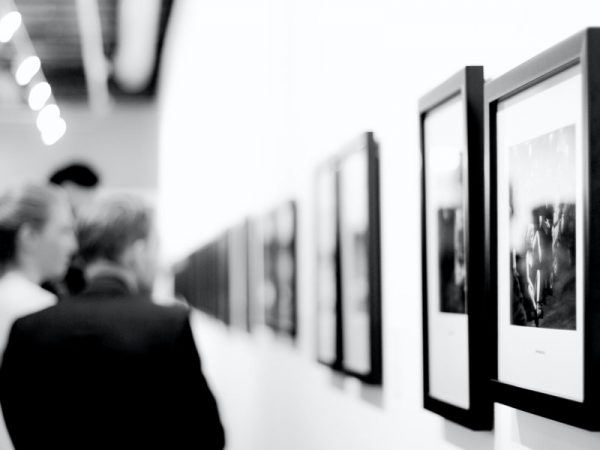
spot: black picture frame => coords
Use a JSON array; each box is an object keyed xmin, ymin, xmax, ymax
[
  {"xmin": 172, "ymin": 233, "xmax": 229, "ymax": 324},
  {"xmin": 262, "ymin": 201, "xmax": 298, "ymax": 338},
  {"xmin": 336, "ymin": 132, "xmax": 382, "ymax": 385},
  {"xmin": 275, "ymin": 200, "xmax": 298, "ymax": 337},
  {"xmin": 486, "ymin": 28, "xmax": 600, "ymax": 430},
  {"xmin": 314, "ymin": 159, "xmax": 343, "ymax": 370},
  {"xmin": 263, "ymin": 210, "xmax": 279, "ymax": 330},
  {"xmin": 419, "ymin": 66, "xmax": 492, "ymax": 430},
  {"xmin": 227, "ymin": 221, "xmax": 251, "ymax": 332}
]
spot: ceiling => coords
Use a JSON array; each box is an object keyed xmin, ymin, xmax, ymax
[{"xmin": 4, "ymin": 0, "xmax": 174, "ymax": 103}]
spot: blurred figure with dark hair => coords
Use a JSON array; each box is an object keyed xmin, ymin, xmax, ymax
[
  {"xmin": 43, "ymin": 161, "xmax": 101, "ymax": 298},
  {"xmin": 0, "ymin": 193, "xmax": 225, "ymax": 450},
  {"xmin": 0, "ymin": 184, "xmax": 77, "ymax": 450},
  {"xmin": 48, "ymin": 162, "xmax": 100, "ymax": 213}
]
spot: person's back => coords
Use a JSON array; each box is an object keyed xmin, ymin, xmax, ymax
[
  {"xmin": 0, "ymin": 193, "xmax": 225, "ymax": 449},
  {"xmin": 1, "ymin": 276, "xmax": 224, "ymax": 449}
]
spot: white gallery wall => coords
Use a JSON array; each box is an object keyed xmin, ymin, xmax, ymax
[
  {"xmin": 0, "ymin": 102, "xmax": 158, "ymax": 198},
  {"xmin": 158, "ymin": 1, "xmax": 600, "ymax": 449}
]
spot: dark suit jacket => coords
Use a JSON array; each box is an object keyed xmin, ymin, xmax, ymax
[{"xmin": 0, "ymin": 275, "xmax": 225, "ymax": 450}]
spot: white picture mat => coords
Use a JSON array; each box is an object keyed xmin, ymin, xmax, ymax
[
  {"xmin": 497, "ymin": 65, "xmax": 584, "ymax": 401},
  {"xmin": 339, "ymin": 149, "xmax": 371, "ymax": 374},
  {"xmin": 316, "ymin": 169, "xmax": 337, "ymax": 363},
  {"xmin": 424, "ymin": 95, "xmax": 470, "ymax": 409}
]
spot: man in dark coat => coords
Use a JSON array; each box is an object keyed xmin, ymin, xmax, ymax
[{"xmin": 0, "ymin": 194, "xmax": 225, "ymax": 449}]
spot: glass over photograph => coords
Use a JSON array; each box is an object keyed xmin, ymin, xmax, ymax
[
  {"xmin": 339, "ymin": 149, "xmax": 371, "ymax": 375},
  {"xmin": 496, "ymin": 64, "xmax": 583, "ymax": 402},
  {"xmin": 424, "ymin": 97, "xmax": 467, "ymax": 315},
  {"xmin": 316, "ymin": 168, "xmax": 338, "ymax": 364},
  {"xmin": 423, "ymin": 93, "xmax": 470, "ymax": 409},
  {"xmin": 435, "ymin": 174, "xmax": 466, "ymax": 314},
  {"xmin": 508, "ymin": 125, "xmax": 576, "ymax": 330}
]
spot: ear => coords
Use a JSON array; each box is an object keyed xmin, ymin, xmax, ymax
[
  {"xmin": 121, "ymin": 239, "xmax": 147, "ymax": 271},
  {"xmin": 16, "ymin": 223, "xmax": 39, "ymax": 256}
]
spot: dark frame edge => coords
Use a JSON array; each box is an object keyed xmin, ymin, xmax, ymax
[
  {"xmin": 337, "ymin": 131, "xmax": 383, "ymax": 386},
  {"xmin": 420, "ymin": 66, "xmax": 493, "ymax": 430},
  {"xmin": 486, "ymin": 27, "xmax": 600, "ymax": 430}
]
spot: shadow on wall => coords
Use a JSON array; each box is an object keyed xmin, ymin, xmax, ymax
[
  {"xmin": 443, "ymin": 421, "xmax": 493, "ymax": 450},
  {"xmin": 516, "ymin": 410, "xmax": 600, "ymax": 450},
  {"xmin": 327, "ymin": 371, "xmax": 385, "ymax": 409}
]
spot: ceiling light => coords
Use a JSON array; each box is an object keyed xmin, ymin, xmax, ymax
[
  {"xmin": 36, "ymin": 104, "xmax": 61, "ymax": 132},
  {"xmin": 0, "ymin": 11, "xmax": 22, "ymax": 43},
  {"xmin": 41, "ymin": 117, "xmax": 67, "ymax": 146},
  {"xmin": 15, "ymin": 56, "xmax": 41, "ymax": 86},
  {"xmin": 28, "ymin": 81, "xmax": 51, "ymax": 111}
]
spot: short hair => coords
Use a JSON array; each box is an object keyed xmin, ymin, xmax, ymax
[
  {"xmin": 49, "ymin": 163, "xmax": 100, "ymax": 188},
  {"xmin": 0, "ymin": 184, "xmax": 65, "ymax": 271},
  {"xmin": 77, "ymin": 194, "xmax": 152, "ymax": 264}
]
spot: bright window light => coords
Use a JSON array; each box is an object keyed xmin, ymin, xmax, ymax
[
  {"xmin": 28, "ymin": 81, "xmax": 51, "ymax": 111},
  {"xmin": 0, "ymin": 11, "xmax": 22, "ymax": 43},
  {"xmin": 15, "ymin": 56, "xmax": 41, "ymax": 86},
  {"xmin": 41, "ymin": 117, "xmax": 67, "ymax": 146}
]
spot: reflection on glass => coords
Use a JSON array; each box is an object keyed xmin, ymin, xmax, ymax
[
  {"xmin": 425, "ymin": 95, "xmax": 467, "ymax": 315},
  {"xmin": 316, "ymin": 168, "xmax": 338, "ymax": 363},
  {"xmin": 339, "ymin": 148, "xmax": 370, "ymax": 374},
  {"xmin": 276, "ymin": 202, "xmax": 296, "ymax": 334},
  {"xmin": 262, "ymin": 214, "xmax": 278, "ymax": 327},
  {"xmin": 508, "ymin": 125, "xmax": 576, "ymax": 329}
]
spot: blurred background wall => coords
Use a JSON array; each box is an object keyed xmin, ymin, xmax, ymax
[
  {"xmin": 158, "ymin": 1, "xmax": 600, "ymax": 449},
  {"xmin": 2, "ymin": 0, "xmax": 600, "ymax": 449}
]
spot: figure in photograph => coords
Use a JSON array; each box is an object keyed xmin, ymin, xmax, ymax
[
  {"xmin": 509, "ymin": 125, "xmax": 576, "ymax": 329},
  {"xmin": 438, "ymin": 208, "xmax": 466, "ymax": 314}
]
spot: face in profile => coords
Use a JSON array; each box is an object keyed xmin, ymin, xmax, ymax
[{"xmin": 30, "ymin": 199, "xmax": 78, "ymax": 281}]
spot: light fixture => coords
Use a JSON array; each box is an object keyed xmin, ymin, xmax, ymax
[
  {"xmin": 36, "ymin": 104, "xmax": 60, "ymax": 131},
  {"xmin": 15, "ymin": 55, "xmax": 40, "ymax": 85},
  {"xmin": 28, "ymin": 81, "xmax": 51, "ymax": 110},
  {"xmin": 0, "ymin": 11, "xmax": 21, "ymax": 43},
  {"xmin": 41, "ymin": 117, "xmax": 66, "ymax": 146}
]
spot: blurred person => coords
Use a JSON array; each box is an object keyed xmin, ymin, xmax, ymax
[
  {"xmin": 0, "ymin": 184, "xmax": 76, "ymax": 354},
  {"xmin": 0, "ymin": 183, "xmax": 77, "ymax": 450},
  {"xmin": 0, "ymin": 194, "xmax": 225, "ymax": 450},
  {"xmin": 48, "ymin": 162, "xmax": 101, "ymax": 214},
  {"xmin": 43, "ymin": 161, "xmax": 101, "ymax": 298}
]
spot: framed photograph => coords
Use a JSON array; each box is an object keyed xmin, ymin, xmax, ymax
[
  {"xmin": 315, "ymin": 161, "xmax": 342, "ymax": 368},
  {"xmin": 262, "ymin": 201, "xmax": 298, "ymax": 337},
  {"xmin": 173, "ymin": 235, "xmax": 230, "ymax": 324},
  {"xmin": 262, "ymin": 211, "xmax": 279, "ymax": 330},
  {"xmin": 216, "ymin": 233, "xmax": 230, "ymax": 324},
  {"xmin": 337, "ymin": 132, "xmax": 382, "ymax": 384},
  {"xmin": 227, "ymin": 221, "xmax": 251, "ymax": 331},
  {"xmin": 246, "ymin": 218, "xmax": 262, "ymax": 330},
  {"xmin": 275, "ymin": 201, "xmax": 298, "ymax": 337},
  {"xmin": 419, "ymin": 67, "xmax": 492, "ymax": 430},
  {"xmin": 486, "ymin": 28, "xmax": 600, "ymax": 429}
]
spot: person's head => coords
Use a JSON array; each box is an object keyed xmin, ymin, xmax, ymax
[
  {"xmin": 0, "ymin": 184, "xmax": 78, "ymax": 282},
  {"xmin": 77, "ymin": 194, "xmax": 157, "ymax": 292},
  {"xmin": 49, "ymin": 162, "xmax": 101, "ymax": 214}
]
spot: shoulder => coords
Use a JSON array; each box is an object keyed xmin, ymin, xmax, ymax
[
  {"xmin": 10, "ymin": 295, "xmax": 191, "ymax": 345},
  {"xmin": 0, "ymin": 273, "xmax": 56, "ymax": 337},
  {"xmin": 0, "ymin": 272, "xmax": 56, "ymax": 309}
]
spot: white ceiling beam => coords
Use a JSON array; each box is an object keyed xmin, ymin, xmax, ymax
[
  {"xmin": 75, "ymin": 0, "xmax": 111, "ymax": 113},
  {"xmin": 113, "ymin": 0, "xmax": 162, "ymax": 93}
]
